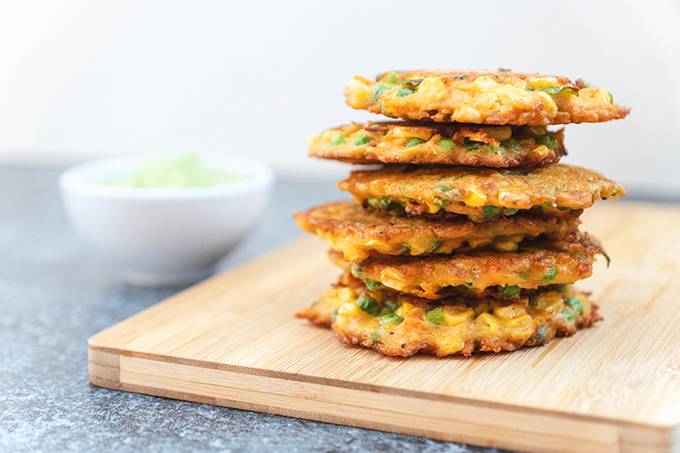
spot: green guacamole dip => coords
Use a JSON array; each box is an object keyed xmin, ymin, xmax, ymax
[{"xmin": 104, "ymin": 153, "xmax": 244, "ymax": 188}]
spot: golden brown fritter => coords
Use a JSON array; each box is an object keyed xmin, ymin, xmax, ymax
[
  {"xmin": 338, "ymin": 164, "xmax": 623, "ymax": 223},
  {"xmin": 296, "ymin": 282, "xmax": 600, "ymax": 357},
  {"xmin": 310, "ymin": 121, "xmax": 565, "ymax": 167},
  {"xmin": 295, "ymin": 201, "xmax": 581, "ymax": 262},
  {"xmin": 334, "ymin": 270, "xmax": 545, "ymax": 301},
  {"xmin": 345, "ymin": 69, "xmax": 630, "ymax": 125},
  {"xmin": 329, "ymin": 233, "xmax": 599, "ymax": 300}
]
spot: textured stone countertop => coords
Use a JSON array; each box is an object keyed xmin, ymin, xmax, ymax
[{"xmin": 0, "ymin": 165, "xmax": 497, "ymax": 453}]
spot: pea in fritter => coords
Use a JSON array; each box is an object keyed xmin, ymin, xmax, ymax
[
  {"xmin": 345, "ymin": 69, "xmax": 630, "ymax": 125},
  {"xmin": 297, "ymin": 282, "xmax": 600, "ymax": 357},
  {"xmin": 329, "ymin": 233, "xmax": 600, "ymax": 300},
  {"xmin": 338, "ymin": 163, "xmax": 623, "ymax": 223},
  {"xmin": 310, "ymin": 121, "xmax": 565, "ymax": 167},
  {"xmin": 295, "ymin": 201, "xmax": 581, "ymax": 262}
]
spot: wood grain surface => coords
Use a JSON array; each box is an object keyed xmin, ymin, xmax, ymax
[{"xmin": 89, "ymin": 202, "xmax": 680, "ymax": 452}]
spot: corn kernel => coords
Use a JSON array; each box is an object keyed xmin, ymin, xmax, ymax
[
  {"xmin": 414, "ymin": 77, "xmax": 447, "ymax": 100},
  {"xmin": 397, "ymin": 302, "xmax": 415, "ymax": 317},
  {"xmin": 463, "ymin": 189, "xmax": 487, "ymax": 207},
  {"xmin": 531, "ymin": 291, "xmax": 564, "ymax": 312},
  {"xmin": 390, "ymin": 126, "xmax": 432, "ymax": 141},
  {"xmin": 475, "ymin": 312, "xmax": 500, "ymax": 337},
  {"xmin": 468, "ymin": 238, "xmax": 493, "ymax": 249},
  {"xmin": 453, "ymin": 106, "xmax": 481, "ymax": 123},
  {"xmin": 345, "ymin": 77, "xmax": 374, "ymax": 108},
  {"xmin": 436, "ymin": 325, "xmax": 466, "ymax": 355},
  {"xmin": 442, "ymin": 306, "xmax": 474, "ymax": 326},
  {"xmin": 493, "ymin": 237, "xmax": 519, "ymax": 252},
  {"xmin": 337, "ymin": 302, "xmax": 360, "ymax": 316},
  {"xmin": 530, "ymin": 144, "xmax": 551, "ymax": 160},
  {"xmin": 504, "ymin": 315, "xmax": 536, "ymax": 341},
  {"xmin": 527, "ymin": 76, "xmax": 559, "ymax": 89},
  {"xmin": 472, "ymin": 76, "xmax": 498, "ymax": 91},
  {"xmin": 494, "ymin": 303, "xmax": 527, "ymax": 319}
]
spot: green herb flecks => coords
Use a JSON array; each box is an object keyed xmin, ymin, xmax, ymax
[
  {"xmin": 368, "ymin": 196, "xmax": 405, "ymax": 215},
  {"xmin": 380, "ymin": 312, "xmax": 403, "ymax": 325},
  {"xmin": 465, "ymin": 142, "xmax": 482, "ymax": 152},
  {"xmin": 437, "ymin": 139, "xmax": 455, "ymax": 150},
  {"xmin": 366, "ymin": 198, "xmax": 380, "ymax": 209},
  {"xmin": 372, "ymin": 84, "xmax": 389, "ymax": 101},
  {"xmin": 404, "ymin": 79, "xmax": 422, "ymax": 89},
  {"xmin": 527, "ymin": 86, "xmax": 578, "ymax": 96},
  {"xmin": 501, "ymin": 138, "xmax": 522, "ymax": 152},
  {"xmin": 500, "ymin": 285, "xmax": 521, "ymax": 298},
  {"xmin": 358, "ymin": 295, "xmax": 380, "ymax": 316},
  {"xmin": 532, "ymin": 325, "xmax": 547, "ymax": 343},
  {"xmin": 428, "ymin": 238, "xmax": 443, "ymax": 253},
  {"xmin": 562, "ymin": 307, "xmax": 576, "ymax": 322},
  {"xmin": 378, "ymin": 197, "xmax": 404, "ymax": 214},
  {"xmin": 379, "ymin": 196, "xmax": 393, "ymax": 211},
  {"xmin": 405, "ymin": 138, "xmax": 424, "ymax": 148},
  {"xmin": 566, "ymin": 296, "xmax": 583, "ymax": 315},
  {"xmin": 354, "ymin": 133, "xmax": 371, "ymax": 145},
  {"xmin": 483, "ymin": 206, "xmax": 503, "ymax": 219},
  {"xmin": 425, "ymin": 307, "xmax": 444, "ymax": 325},
  {"xmin": 434, "ymin": 198, "xmax": 451, "ymax": 208},
  {"xmin": 543, "ymin": 266, "xmax": 557, "ymax": 282},
  {"xmin": 364, "ymin": 280, "xmax": 382, "ymax": 291},
  {"xmin": 384, "ymin": 300, "xmax": 398, "ymax": 312},
  {"xmin": 396, "ymin": 88, "xmax": 415, "ymax": 97},
  {"xmin": 331, "ymin": 135, "xmax": 345, "ymax": 145},
  {"xmin": 537, "ymin": 134, "xmax": 558, "ymax": 150}
]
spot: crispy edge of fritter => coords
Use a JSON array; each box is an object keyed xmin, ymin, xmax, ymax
[
  {"xmin": 328, "ymin": 233, "xmax": 600, "ymax": 299},
  {"xmin": 297, "ymin": 280, "xmax": 601, "ymax": 357},
  {"xmin": 309, "ymin": 122, "xmax": 566, "ymax": 167},
  {"xmin": 338, "ymin": 164, "xmax": 624, "ymax": 222},
  {"xmin": 345, "ymin": 70, "xmax": 630, "ymax": 125},
  {"xmin": 294, "ymin": 201, "xmax": 582, "ymax": 261}
]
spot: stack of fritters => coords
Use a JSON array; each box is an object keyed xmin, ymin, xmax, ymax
[{"xmin": 295, "ymin": 69, "xmax": 629, "ymax": 358}]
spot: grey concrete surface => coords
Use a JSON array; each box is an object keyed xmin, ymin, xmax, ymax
[{"xmin": 0, "ymin": 165, "xmax": 502, "ymax": 453}]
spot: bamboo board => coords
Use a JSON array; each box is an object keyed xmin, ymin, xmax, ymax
[{"xmin": 89, "ymin": 202, "xmax": 680, "ymax": 452}]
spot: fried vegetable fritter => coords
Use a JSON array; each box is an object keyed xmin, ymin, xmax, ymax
[
  {"xmin": 295, "ymin": 201, "xmax": 581, "ymax": 262},
  {"xmin": 339, "ymin": 164, "xmax": 623, "ymax": 223},
  {"xmin": 345, "ymin": 69, "xmax": 630, "ymax": 125},
  {"xmin": 310, "ymin": 121, "xmax": 565, "ymax": 167},
  {"xmin": 296, "ymin": 282, "xmax": 600, "ymax": 357},
  {"xmin": 329, "ymin": 233, "xmax": 599, "ymax": 300}
]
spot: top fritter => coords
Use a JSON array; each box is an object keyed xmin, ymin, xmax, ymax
[{"xmin": 345, "ymin": 70, "xmax": 630, "ymax": 125}]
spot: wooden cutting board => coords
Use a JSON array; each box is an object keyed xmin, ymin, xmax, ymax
[{"xmin": 89, "ymin": 202, "xmax": 680, "ymax": 453}]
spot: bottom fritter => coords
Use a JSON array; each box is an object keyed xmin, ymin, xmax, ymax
[{"xmin": 297, "ymin": 283, "xmax": 600, "ymax": 358}]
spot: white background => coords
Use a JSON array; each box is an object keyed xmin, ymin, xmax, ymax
[{"xmin": 1, "ymin": 0, "xmax": 678, "ymax": 195}]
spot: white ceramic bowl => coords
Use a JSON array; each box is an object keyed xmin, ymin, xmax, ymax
[{"xmin": 60, "ymin": 154, "xmax": 273, "ymax": 287}]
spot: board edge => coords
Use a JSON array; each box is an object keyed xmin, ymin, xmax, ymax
[{"xmin": 87, "ymin": 344, "xmax": 679, "ymax": 453}]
